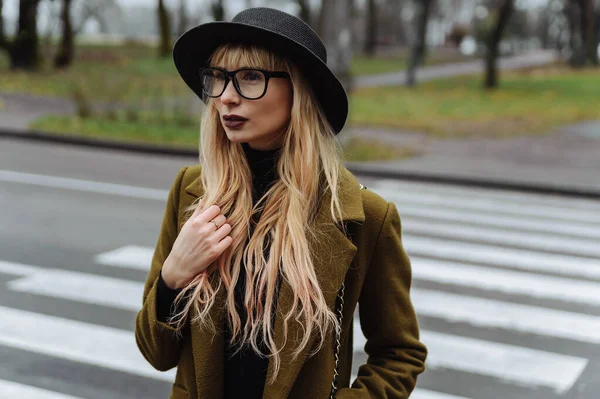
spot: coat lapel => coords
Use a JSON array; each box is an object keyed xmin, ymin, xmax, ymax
[
  {"xmin": 262, "ymin": 169, "xmax": 365, "ymax": 398},
  {"xmin": 184, "ymin": 167, "xmax": 365, "ymax": 398}
]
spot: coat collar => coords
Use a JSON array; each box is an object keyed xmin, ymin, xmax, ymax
[
  {"xmin": 184, "ymin": 167, "xmax": 365, "ymax": 225},
  {"xmin": 184, "ymin": 167, "xmax": 364, "ymax": 398}
]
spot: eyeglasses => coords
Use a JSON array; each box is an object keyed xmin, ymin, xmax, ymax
[{"xmin": 200, "ymin": 67, "xmax": 290, "ymax": 100}]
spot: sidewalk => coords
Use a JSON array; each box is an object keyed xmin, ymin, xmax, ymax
[
  {"xmin": 344, "ymin": 121, "xmax": 600, "ymax": 196},
  {"xmin": 354, "ymin": 50, "xmax": 559, "ymax": 88}
]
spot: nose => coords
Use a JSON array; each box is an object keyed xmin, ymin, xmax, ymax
[{"xmin": 220, "ymin": 79, "xmax": 241, "ymax": 105}]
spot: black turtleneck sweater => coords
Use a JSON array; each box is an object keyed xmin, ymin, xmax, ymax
[{"xmin": 156, "ymin": 142, "xmax": 281, "ymax": 399}]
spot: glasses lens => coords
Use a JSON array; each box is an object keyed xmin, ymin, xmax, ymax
[
  {"xmin": 235, "ymin": 69, "xmax": 266, "ymax": 99},
  {"xmin": 201, "ymin": 69, "xmax": 226, "ymax": 97}
]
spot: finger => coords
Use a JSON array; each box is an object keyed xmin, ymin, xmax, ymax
[
  {"xmin": 214, "ymin": 234, "xmax": 233, "ymax": 253},
  {"xmin": 210, "ymin": 215, "xmax": 227, "ymax": 229},
  {"xmin": 195, "ymin": 204, "xmax": 221, "ymax": 224},
  {"xmin": 191, "ymin": 204, "xmax": 203, "ymax": 219},
  {"xmin": 214, "ymin": 223, "xmax": 233, "ymax": 241}
]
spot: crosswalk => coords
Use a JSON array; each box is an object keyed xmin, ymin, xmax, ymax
[{"xmin": 1, "ymin": 177, "xmax": 599, "ymax": 398}]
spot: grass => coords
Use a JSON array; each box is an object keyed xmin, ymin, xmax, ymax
[
  {"xmin": 350, "ymin": 65, "xmax": 600, "ymax": 137},
  {"xmin": 0, "ymin": 42, "xmax": 470, "ymax": 102},
  {"xmin": 4, "ymin": 43, "xmax": 600, "ymax": 139},
  {"xmin": 351, "ymin": 50, "xmax": 474, "ymax": 76},
  {"xmin": 29, "ymin": 114, "xmax": 201, "ymax": 148},
  {"xmin": 29, "ymin": 115, "xmax": 416, "ymax": 162},
  {"xmin": 342, "ymin": 137, "xmax": 419, "ymax": 162},
  {"xmin": 0, "ymin": 42, "xmax": 190, "ymax": 101}
]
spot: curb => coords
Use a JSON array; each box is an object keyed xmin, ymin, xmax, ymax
[
  {"xmin": 346, "ymin": 163, "xmax": 600, "ymax": 200},
  {"xmin": 0, "ymin": 128, "xmax": 198, "ymax": 158},
  {"xmin": 2, "ymin": 127, "xmax": 599, "ymax": 199}
]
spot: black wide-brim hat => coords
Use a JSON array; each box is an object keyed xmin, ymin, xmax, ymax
[{"xmin": 173, "ymin": 7, "xmax": 348, "ymax": 134}]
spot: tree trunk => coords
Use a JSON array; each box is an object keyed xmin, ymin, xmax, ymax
[
  {"xmin": 297, "ymin": 0, "xmax": 311, "ymax": 25},
  {"xmin": 54, "ymin": 0, "xmax": 74, "ymax": 69},
  {"xmin": 158, "ymin": 0, "xmax": 172, "ymax": 58},
  {"xmin": 565, "ymin": 1, "xmax": 579, "ymax": 54},
  {"xmin": 320, "ymin": 0, "xmax": 353, "ymax": 91},
  {"xmin": 406, "ymin": 0, "xmax": 432, "ymax": 87},
  {"xmin": 178, "ymin": 0, "xmax": 187, "ymax": 37},
  {"xmin": 581, "ymin": 0, "xmax": 598, "ymax": 65},
  {"xmin": 211, "ymin": 0, "xmax": 225, "ymax": 21},
  {"xmin": 0, "ymin": 0, "xmax": 8, "ymax": 52},
  {"xmin": 10, "ymin": 0, "xmax": 41, "ymax": 70},
  {"xmin": 484, "ymin": 0, "xmax": 515, "ymax": 89},
  {"xmin": 363, "ymin": 0, "xmax": 377, "ymax": 56}
]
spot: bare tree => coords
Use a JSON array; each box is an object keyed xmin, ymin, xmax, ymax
[
  {"xmin": 297, "ymin": 0, "xmax": 311, "ymax": 25},
  {"xmin": 54, "ymin": 0, "xmax": 74, "ymax": 68},
  {"xmin": 0, "ymin": 0, "xmax": 42, "ymax": 70},
  {"xmin": 406, "ymin": 0, "xmax": 433, "ymax": 86},
  {"xmin": 363, "ymin": 0, "xmax": 377, "ymax": 56},
  {"xmin": 320, "ymin": 0, "xmax": 353, "ymax": 91},
  {"xmin": 158, "ymin": 0, "xmax": 172, "ymax": 58},
  {"xmin": 579, "ymin": 0, "xmax": 598, "ymax": 65},
  {"xmin": 484, "ymin": 0, "xmax": 515, "ymax": 89},
  {"xmin": 178, "ymin": 0, "xmax": 188, "ymax": 37},
  {"xmin": 74, "ymin": 0, "xmax": 117, "ymax": 34},
  {"xmin": 212, "ymin": 0, "xmax": 225, "ymax": 21},
  {"xmin": 0, "ymin": 0, "xmax": 7, "ymax": 53}
]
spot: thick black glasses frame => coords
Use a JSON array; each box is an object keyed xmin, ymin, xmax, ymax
[{"xmin": 200, "ymin": 67, "xmax": 290, "ymax": 100}]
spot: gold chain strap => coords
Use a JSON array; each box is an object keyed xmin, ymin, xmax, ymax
[
  {"xmin": 330, "ymin": 183, "xmax": 365, "ymax": 398},
  {"xmin": 330, "ymin": 282, "xmax": 345, "ymax": 399}
]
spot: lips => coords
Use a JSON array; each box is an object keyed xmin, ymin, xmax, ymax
[
  {"xmin": 223, "ymin": 114, "xmax": 248, "ymax": 121},
  {"xmin": 223, "ymin": 114, "xmax": 248, "ymax": 128}
]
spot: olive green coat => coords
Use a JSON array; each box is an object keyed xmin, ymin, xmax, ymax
[{"xmin": 135, "ymin": 165, "xmax": 427, "ymax": 398}]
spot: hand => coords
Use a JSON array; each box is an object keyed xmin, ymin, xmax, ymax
[{"xmin": 162, "ymin": 204, "xmax": 233, "ymax": 289}]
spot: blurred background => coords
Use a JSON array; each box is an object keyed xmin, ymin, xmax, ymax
[
  {"xmin": 0, "ymin": 0, "xmax": 599, "ymax": 163},
  {"xmin": 1, "ymin": 2, "xmax": 600, "ymax": 399}
]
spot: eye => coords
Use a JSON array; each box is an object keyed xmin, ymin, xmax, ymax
[
  {"xmin": 239, "ymin": 70, "xmax": 264, "ymax": 82},
  {"xmin": 203, "ymin": 69, "xmax": 225, "ymax": 81},
  {"xmin": 212, "ymin": 70, "xmax": 226, "ymax": 81}
]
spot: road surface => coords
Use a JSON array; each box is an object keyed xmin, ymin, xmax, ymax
[{"xmin": 1, "ymin": 137, "xmax": 599, "ymax": 399}]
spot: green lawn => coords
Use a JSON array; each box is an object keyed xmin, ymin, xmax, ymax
[
  {"xmin": 29, "ymin": 115, "xmax": 416, "ymax": 162},
  {"xmin": 0, "ymin": 42, "xmax": 190, "ymax": 101},
  {"xmin": 4, "ymin": 43, "xmax": 600, "ymax": 139},
  {"xmin": 29, "ymin": 114, "xmax": 201, "ymax": 148},
  {"xmin": 351, "ymin": 51, "xmax": 474, "ymax": 75},
  {"xmin": 0, "ymin": 43, "xmax": 470, "ymax": 103},
  {"xmin": 350, "ymin": 66, "xmax": 600, "ymax": 137}
]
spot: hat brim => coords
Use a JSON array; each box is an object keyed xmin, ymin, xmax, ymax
[{"xmin": 173, "ymin": 22, "xmax": 348, "ymax": 133}]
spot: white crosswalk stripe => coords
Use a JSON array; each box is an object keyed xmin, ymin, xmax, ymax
[
  {"xmin": 94, "ymin": 245, "xmax": 154, "ymax": 271},
  {"xmin": 353, "ymin": 320, "xmax": 588, "ymax": 394},
  {"xmin": 1, "ymin": 178, "xmax": 599, "ymax": 398},
  {"xmin": 0, "ymin": 379, "xmax": 83, "ymax": 399}
]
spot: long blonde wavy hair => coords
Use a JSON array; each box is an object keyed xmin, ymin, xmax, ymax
[{"xmin": 171, "ymin": 42, "xmax": 347, "ymax": 382}]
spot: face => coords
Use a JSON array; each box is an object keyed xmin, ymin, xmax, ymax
[{"xmin": 211, "ymin": 65, "xmax": 293, "ymax": 151}]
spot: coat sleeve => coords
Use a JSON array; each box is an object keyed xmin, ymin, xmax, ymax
[
  {"xmin": 135, "ymin": 166, "xmax": 189, "ymax": 372},
  {"xmin": 336, "ymin": 202, "xmax": 427, "ymax": 398}
]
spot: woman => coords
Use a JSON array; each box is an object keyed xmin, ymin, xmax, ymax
[{"xmin": 135, "ymin": 7, "xmax": 427, "ymax": 399}]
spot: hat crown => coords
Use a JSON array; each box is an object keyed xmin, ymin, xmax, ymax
[{"xmin": 231, "ymin": 7, "xmax": 327, "ymax": 63}]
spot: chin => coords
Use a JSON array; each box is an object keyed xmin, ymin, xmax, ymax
[{"xmin": 224, "ymin": 132, "xmax": 250, "ymax": 143}]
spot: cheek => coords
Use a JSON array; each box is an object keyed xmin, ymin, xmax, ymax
[{"xmin": 258, "ymin": 97, "xmax": 291, "ymax": 130}]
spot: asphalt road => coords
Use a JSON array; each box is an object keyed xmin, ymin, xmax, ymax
[{"xmin": 1, "ymin": 137, "xmax": 599, "ymax": 399}]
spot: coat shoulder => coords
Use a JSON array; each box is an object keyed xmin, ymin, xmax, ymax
[
  {"xmin": 181, "ymin": 165, "xmax": 202, "ymax": 187},
  {"xmin": 360, "ymin": 186, "xmax": 393, "ymax": 228},
  {"xmin": 178, "ymin": 165, "xmax": 203, "ymax": 199}
]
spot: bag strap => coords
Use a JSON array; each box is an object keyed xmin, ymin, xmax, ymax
[
  {"xmin": 330, "ymin": 183, "xmax": 366, "ymax": 398},
  {"xmin": 330, "ymin": 283, "xmax": 346, "ymax": 399}
]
